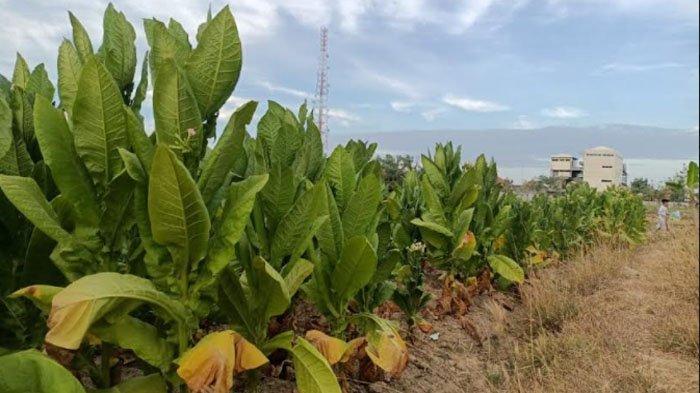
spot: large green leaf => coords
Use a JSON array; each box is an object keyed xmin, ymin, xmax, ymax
[
  {"xmin": 99, "ymin": 4, "xmax": 137, "ymax": 92},
  {"xmin": 207, "ymin": 174, "xmax": 268, "ymax": 275},
  {"xmin": 72, "ymin": 57, "xmax": 128, "ymax": 189},
  {"xmin": 269, "ymin": 117, "xmax": 302, "ymax": 167},
  {"xmin": 130, "ymin": 54, "xmax": 149, "ymax": 112},
  {"xmin": 99, "ymin": 170, "xmax": 134, "ymax": 247},
  {"xmin": 410, "ymin": 218, "xmax": 453, "ymax": 238},
  {"xmin": 144, "ymin": 18, "xmax": 190, "ymax": 79},
  {"xmin": 288, "ymin": 337, "xmax": 342, "ymax": 393},
  {"xmin": 324, "ymin": 147, "xmax": 356, "ymax": 210},
  {"xmin": 420, "ymin": 177, "xmax": 448, "ymax": 227},
  {"xmin": 91, "ymin": 317, "xmax": 173, "ymax": 371},
  {"xmin": 317, "ymin": 185, "xmax": 344, "ymax": 261},
  {"xmin": 341, "ymin": 174, "xmax": 381, "ymax": 241},
  {"xmin": 270, "ymin": 183, "xmax": 325, "ymax": 266},
  {"xmin": 0, "ymin": 124, "xmax": 33, "ymax": 176},
  {"xmin": 282, "ymin": 258, "xmax": 314, "ymax": 297},
  {"xmin": 256, "ymin": 103, "xmax": 282, "ymax": 157},
  {"xmin": 487, "ymin": 255, "xmax": 524, "ymax": 284},
  {"xmin": 197, "ymin": 100, "xmax": 256, "ymax": 207},
  {"xmin": 34, "ymin": 95, "xmax": 100, "ymax": 226},
  {"xmin": 124, "ymin": 109, "xmax": 154, "ymax": 171},
  {"xmin": 421, "ymin": 155, "xmax": 449, "ymax": 197},
  {"xmin": 260, "ymin": 164, "xmax": 297, "ymax": 230},
  {"xmin": 57, "ymin": 40, "xmax": 82, "ymax": 114},
  {"xmin": 119, "ymin": 149, "xmax": 170, "ymax": 287},
  {"xmin": 302, "ymin": 119, "xmax": 325, "ymax": 180},
  {"xmin": 42, "ymin": 272, "xmax": 193, "ymax": 350},
  {"xmin": 0, "ymin": 74, "xmax": 10, "ymax": 101},
  {"xmin": 27, "ymin": 64, "xmax": 55, "ymax": 100},
  {"xmin": 331, "ymin": 236, "xmax": 377, "ymax": 304},
  {"xmin": 21, "ymin": 196, "xmax": 75, "ymax": 286},
  {"xmin": 185, "ymin": 6, "xmax": 242, "ymax": 118},
  {"xmin": 168, "ymin": 19, "xmax": 191, "ymax": 51},
  {"xmin": 148, "ymin": 146, "xmax": 210, "ymax": 285},
  {"xmin": 0, "ymin": 350, "xmax": 85, "ymax": 393},
  {"xmin": 251, "ymin": 256, "xmax": 290, "ymax": 319},
  {"xmin": 153, "ymin": 59, "xmax": 202, "ymax": 160},
  {"xmin": 217, "ymin": 267, "xmax": 255, "ymax": 339},
  {"xmin": 69, "ymin": 12, "xmax": 94, "ymax": 63},
  {"xmin": 11, "ymin": 54, "xmax": 30, "ymax": 89},
  {"xmin": 0, "ymin": 175, "xmax": 69, "ymax": 242},
  {"xmin": 11, "ymin": 86, "xmax": 34, "ymax": 142}
]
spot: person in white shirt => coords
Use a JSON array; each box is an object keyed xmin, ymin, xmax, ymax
[{"xmin": 656, "ymin": 198, "xmax": 669, "ymax": 231}]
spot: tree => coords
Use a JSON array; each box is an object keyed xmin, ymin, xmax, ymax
[
  {"xmin": 663, "ymin": 164, "xmax": 689, "ymax": 202},
  {"xmin": 630, "ymin": 178, "xmax": 657, "ymax": 200},
  {"xmin": 378, "ymin": 154, "xmax": 416, "ymax": 191}
]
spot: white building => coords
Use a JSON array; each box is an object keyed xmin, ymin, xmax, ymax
[
  {"xmin": 582, "ymin": 146, "xmax": 627, "ymax": 191},
  {"xmin": 550, "ymin": 153, "xmax": 583, "ymax": 182}
]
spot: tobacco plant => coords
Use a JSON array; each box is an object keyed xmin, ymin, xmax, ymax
[
  {"xmin": 412, "ymin": 144, "xmax": 524, "ymax": 284},
  {"xmin": 304, "ymin": 145, "xmax": 383, "ymax": 334}
]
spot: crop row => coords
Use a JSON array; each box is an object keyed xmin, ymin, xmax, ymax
[{"xmin": 0, "ymin": 5, "xmax": 647, "ymax": 393}]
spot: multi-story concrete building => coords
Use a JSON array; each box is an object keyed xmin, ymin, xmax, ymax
[
  {"xmin": 550, "ymin": 154, "xmax": 583, "ymax": 182},
  {"xmin": 582, "ymin": 146, "xmax": 627, "ymax": 191}
]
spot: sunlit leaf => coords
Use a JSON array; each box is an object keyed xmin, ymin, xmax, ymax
[
  {"xmin": 176, "ymin": 330, "xmax": 267, "ymax": 393},
  {"xmin": 305, "ymin": 330, "xmax": 348, "ymax": 366}
]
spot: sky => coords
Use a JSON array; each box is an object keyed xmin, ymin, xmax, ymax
[{"xmin": 0, "ymin": 0, "xmax": 698, "ymax": 182}]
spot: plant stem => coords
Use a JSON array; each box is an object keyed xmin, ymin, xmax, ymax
[{"xmin": 100, "ymin": 343, "xmax": 114, "ymax": 388}]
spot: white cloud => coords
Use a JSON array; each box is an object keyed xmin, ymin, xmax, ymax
[
  {"xmin": 258, "ymin": 80, "xmax": 312, "ymax": 99},
  {"xmin": 545, "ymin": 0, "xmax": 698, "ymax": 20},
  {"xmin": 511, "ymin": 115, "xmax": 536, "ymax": 129},
  {"xmin": 390, "ymin": 101, "xmax": 415, "ymax": 113},
  {"xmin": 599, "ymin": 62, "xmax": 684, "ymax": 73},
  {"xmin": 541, "ymin": 106, "xmax": 587, "ymax": 118},
  {"xmin": 363, "ymin": 70, "xmax": 421, "ymax": 99},
  {"xmin": 421, "ymin": 107, "xmax": 447, "ymax": 121},
  {"xmin": 455, "ymin": 0, "xmax": 497, "ymax": 32},
  {"xmin": 442, "ymin": 94, "xmax": 509, "ymax": 112},
  {"xmin": 328, "ymin": 108, "xmax": 360, "ymax": 127}
]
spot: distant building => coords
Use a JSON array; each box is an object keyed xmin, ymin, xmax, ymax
[
  {"xmin": 549, "ymin": 153, "xmax": 583, "ymax": 183},
  {"xmin": 582, "ymin": 146, "xmax": 627, "ymax": 191}
]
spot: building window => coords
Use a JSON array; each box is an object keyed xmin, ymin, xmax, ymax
[
  {"xmin": 601, "ymin": 179, "xmax": 612, "ymax": 183},
  {"xmin": 602, "ymin": 165, "xmax": 612, "ymax": 168}
]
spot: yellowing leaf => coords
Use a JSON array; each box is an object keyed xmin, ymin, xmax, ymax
[
  {"xmin": 305, "ymin": 330, "xmax": 348, "ymax": 365},
  {"xmin": 233, "ymin": 333, "xmax": 268, "ymax": 373},
  {"xmin": 10, "ymin": 285, "xmax": 63, "ymax": 312},
  {"xmin": 529, "ymin": 253, "xmax": 545, "ymax": 266},
  {"xmin": 487, "ymin": 255, "xmax": 525, "ymax": 284},
  {"xmin": 44, "ymin": 273, "xmax": 192, "ymax": 350},
  {"xmin": 365, "ymin": 325, "xmax": 408, "ymax": 377},
  {"xmin": 452, "ymin": 231, "xmax": 476, "ymax": 260},
  {"xmin": 340, "ymin": 337, "xmax": 366, "ymax": 363},
  {"xmin": 177, "ymin": 331, "xmax": 267, "ymax": 393},
  {"xmin": 493, "ymin": 234, "xmax": 507, "ymax": 252}
]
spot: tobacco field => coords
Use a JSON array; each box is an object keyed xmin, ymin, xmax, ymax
[{"xmin": 1, "ymin": 5, "xmax": 691, "ymax": 393}]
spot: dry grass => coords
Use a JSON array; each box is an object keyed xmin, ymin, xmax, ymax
[
  {"xmin": 349, "ymin": 215, "xmax": 699, "ymax": 393},
  {"xmin": 488, "ymin": 216, "xmax": 700, "ymax": 393}
]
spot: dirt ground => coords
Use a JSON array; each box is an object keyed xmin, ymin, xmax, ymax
[
  {"xmin": 359, "ymin": 216, "xmax": 699, "ymax": 393},
  {"xmin": 259, "ymin": 214, "xmax": 699, "ymax": 393}
]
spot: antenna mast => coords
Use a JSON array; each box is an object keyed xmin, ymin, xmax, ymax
[{"xmin": 314, "ymin": 26, "xmax": 329, "ymax": 147}]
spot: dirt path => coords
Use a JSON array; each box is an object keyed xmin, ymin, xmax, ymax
[{"xmin": 366, "ymin": 219, "xmax": 699, "ymax": 393}]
